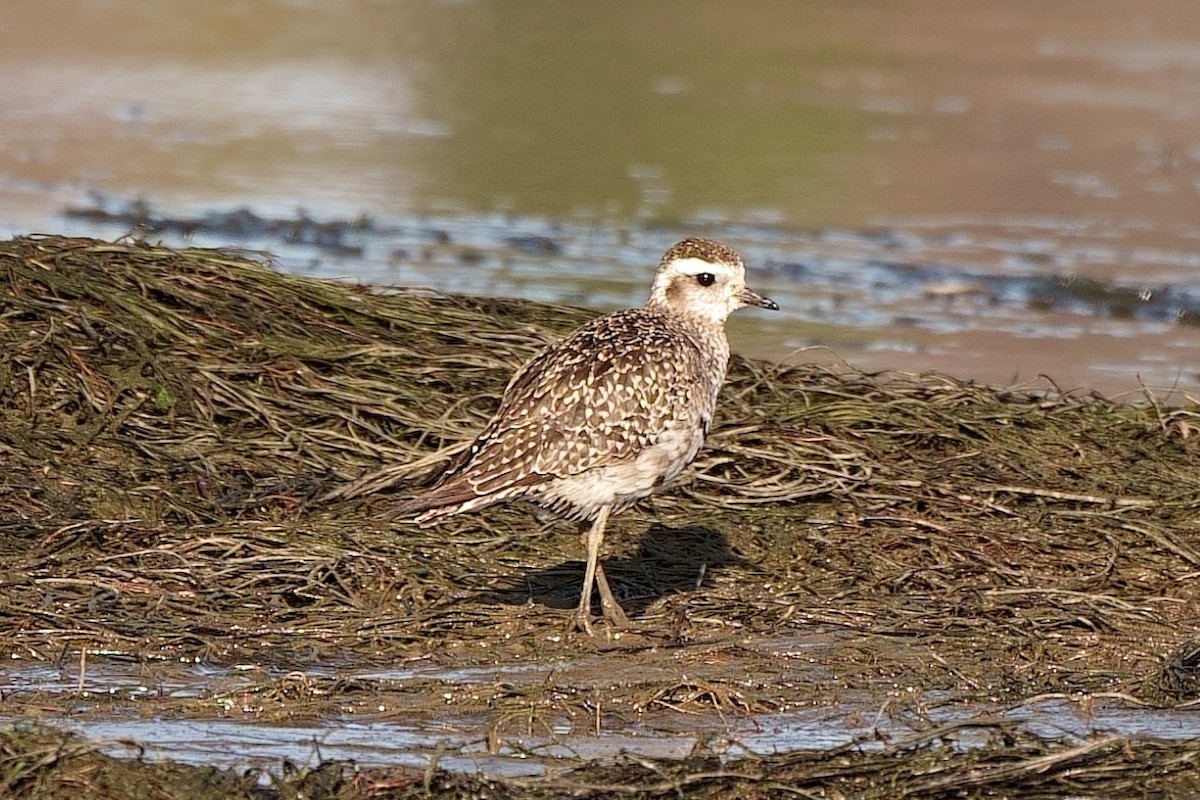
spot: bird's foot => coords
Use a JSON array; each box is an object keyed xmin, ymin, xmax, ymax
[
  {"xmin": 569, "ymin": 593, "xmax": 631, "ymax": 637},
  {"xmin": 568, "ymin": 606, "xmax": 596, "ymax": 637},
  {"xmin": 595, "ymin": 575, "xmax": 631, "ymax": 630}
]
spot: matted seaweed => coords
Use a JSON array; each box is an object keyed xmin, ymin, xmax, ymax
[{"xmin": 2, "ymin": 235, "xmax": 1199, "ymax": 798}]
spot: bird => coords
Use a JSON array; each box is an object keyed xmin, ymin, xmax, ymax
[{"xmin": 397, "ymin": 238, "xmax": 778, "ymax": 634}]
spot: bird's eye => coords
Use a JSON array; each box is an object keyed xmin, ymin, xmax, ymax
[{"xmin": 696, "ymin": 273, "xmax": 716, "ymax": 287}]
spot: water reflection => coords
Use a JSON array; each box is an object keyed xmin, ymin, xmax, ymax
[{"xmin": 2, "ymin": 1, "xmax": 1200, "ymax": 396}]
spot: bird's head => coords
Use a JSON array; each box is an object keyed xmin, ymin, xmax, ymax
[{"xmin": 647, "ymin": 237, "xmax": 778, "ymax": 325}]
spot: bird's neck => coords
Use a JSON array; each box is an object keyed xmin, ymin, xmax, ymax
[
  {"xmin": 644, "ymin": 295, "xmax": 730, "ymax": 329},
  {"xmin": 642, "ymin": 303, "xmax": 731, "ymax": 365}
]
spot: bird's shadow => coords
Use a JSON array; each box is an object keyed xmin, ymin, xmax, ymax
[{"xmin": 476, "ymin": 523, "xmax": 745, "ymax": 617}]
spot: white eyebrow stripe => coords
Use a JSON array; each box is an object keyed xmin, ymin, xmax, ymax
[{"xmin": 668, "ymin": 257, "xmax": 731, "ymax": 276}]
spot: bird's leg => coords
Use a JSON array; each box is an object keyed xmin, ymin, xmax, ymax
[
  {"xmin": 572, "ymin": 505, "xmax": 615, "ymax": 635},
  {"xmin": 594, "ymin": 561, "xmax": 630, "ymax": 629}
]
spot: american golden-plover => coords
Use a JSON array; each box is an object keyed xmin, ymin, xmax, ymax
[{"xmin": 398, "ymin": 238, "xmax": 777, "ymax": 634}]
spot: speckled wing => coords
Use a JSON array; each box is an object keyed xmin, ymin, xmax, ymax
[{"xmin": 401, "ymin": 309, "xmax": 714, "ymax": 513}]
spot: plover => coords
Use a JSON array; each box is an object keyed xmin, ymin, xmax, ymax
[{"xmin": 398, "ymin": 238, "xmax": 777, "ymax": 634}]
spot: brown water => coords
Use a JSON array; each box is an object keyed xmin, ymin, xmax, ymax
[{"xmin": 4, "ymin": 1, "xmax": 1200, "ymax": 397}]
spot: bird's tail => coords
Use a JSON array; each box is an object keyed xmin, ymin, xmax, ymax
[{"xmin": 394, "ymin": 478, "xmax": 497, "ymax": 525}]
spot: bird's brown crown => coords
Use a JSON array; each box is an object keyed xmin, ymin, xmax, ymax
[{"xmin": 659, "ymin": 237, "xmax": 744, "ymax": 270}]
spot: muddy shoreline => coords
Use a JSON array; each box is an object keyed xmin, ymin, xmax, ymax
[{"xmin": 2, "ymin": 236, "xmax": 1199, "ymax": 798}]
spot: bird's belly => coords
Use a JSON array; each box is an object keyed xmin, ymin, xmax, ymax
[{"xmin": 539, "ymin": 424, "xmax": 706, "ymax": 519}]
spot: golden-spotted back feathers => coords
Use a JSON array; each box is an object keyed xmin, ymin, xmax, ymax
[{"xmin": 397, "ymin": 238, "xmax": 775, "ymax": 523}]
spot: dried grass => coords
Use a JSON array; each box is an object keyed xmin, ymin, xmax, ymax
[{"xmin": 3, "ymin": 235, "xmax": 1200, "ymax": 798}]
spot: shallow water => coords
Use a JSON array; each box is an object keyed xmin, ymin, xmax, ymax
[
  {"xmin": 3, "ymin": 6, "xmax": 1200, "ymax": 778},
  {"xmin": 6, "ymin": 652, "xmax": 1199, "ymax": 778},
  {"xmin": 4, "ymin": 2, "xmax": 1200, "ymax": 397}
]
